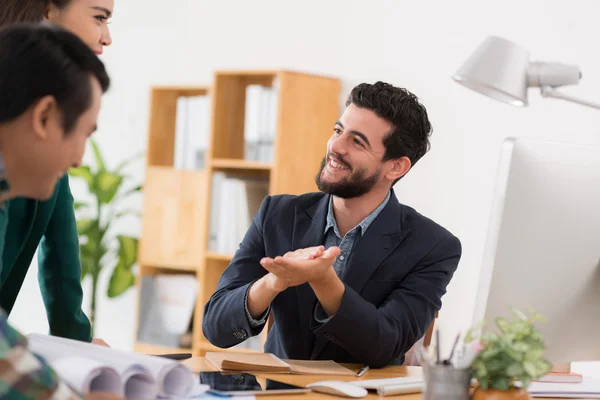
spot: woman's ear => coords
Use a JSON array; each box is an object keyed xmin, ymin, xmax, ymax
[
  {"xmin": 45, "ymin": 2, "xmax": 60, "ymax": 21},
  {"xmin": 385, "ymin": 156, "xmax": 412, "ymax": 182}
]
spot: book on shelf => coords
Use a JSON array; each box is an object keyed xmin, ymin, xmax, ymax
[
  {"xmin": 208, "ymin": 173, "xmax": 269, "ymax": 254},
  {"xmin": 137, "ymin": 274, "xmax": 198, "ymax": 349},
  {"xmin": 174, "ymin": 94, "xmax": 210, "ymax": 170},
  {"xmin": 243, "ymin": 83, "xmax": 277, "ymax": 163},
  {"xmin": 205, "ymin": 352, "xmax": 355, "ymax": 376}
]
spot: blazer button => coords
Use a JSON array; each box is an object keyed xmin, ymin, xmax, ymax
[{"xmin": 324, "ymin": 333, "xmax": 335, "ymax": 341}]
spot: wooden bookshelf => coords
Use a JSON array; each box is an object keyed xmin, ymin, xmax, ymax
[{"xmin": 135, "ymin": 70, "xmax": 340, "ymax": 356}]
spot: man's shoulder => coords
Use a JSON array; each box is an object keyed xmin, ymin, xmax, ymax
[
  {"xmin": 267, "ymin": 192, "xmax": 326, "ymax": 211},
  {"xmin": 398, "ymin": 202, "xmax": 460, "ymax": 247}
]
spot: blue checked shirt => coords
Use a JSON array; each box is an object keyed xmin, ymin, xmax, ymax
[{"xmin": 314, "ymin": 190, "xmax": 391, "ymax": 323}]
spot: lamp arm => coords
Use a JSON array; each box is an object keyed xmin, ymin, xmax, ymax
[{"xmin": 540, "ymin": 86, "xmax": 600, "ymax": 110}]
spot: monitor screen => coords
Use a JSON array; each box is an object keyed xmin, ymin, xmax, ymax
[{"xmin": 474, "ymin": 137, "xmax": 600, "ymax": 364}]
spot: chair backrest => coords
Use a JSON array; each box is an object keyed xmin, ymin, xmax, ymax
[
  {"xmin": 423, "ymin": 313, "xmax": 437, "ymax": 347},
  {"xmin": 403, "ymin": 313, "xmax": 438, "ymax": 366}
]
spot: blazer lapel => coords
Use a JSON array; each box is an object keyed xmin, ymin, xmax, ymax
[
  {"xmin": 342, "ymin": 195, "xmax": 410, "ymax": 294},
  {"xmin": 293, "ymin": 194, "xmax": 329, "ymax": 358},
  {"xmin": 311, "ymin": 191, "xmax": 411, "ymax": 359}
]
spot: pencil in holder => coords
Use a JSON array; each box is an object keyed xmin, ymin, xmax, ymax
[{"xmin": 423, "ymin": 363, "xmax": 471, "ymax": 400}]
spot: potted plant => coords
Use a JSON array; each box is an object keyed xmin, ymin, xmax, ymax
[
  {"xmin": 465, "ymin": 308, "xmax": 552, "ymax": 400},
  {"xmin": 69, "ymin": 139, "xmax": 143, "ymax": 336}
]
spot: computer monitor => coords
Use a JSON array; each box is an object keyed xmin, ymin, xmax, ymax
[{"xmin": 473, "ymin": 137, "xmax": 600, "ymax": 364}]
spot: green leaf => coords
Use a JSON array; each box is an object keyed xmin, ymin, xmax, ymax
[
  {"xmin": 525, "ymin": 348, "xmax": 545, "ymax": 361},
  {"xmin": 485, "ymin": 358, "xmax": 507, "ymax": 373},
  {"xmin": 90, "ymin": 139, "xmax": 106, "ymax": 171},
  {"xmin": 79, "ymin": 240, "xmax": 102, "ymax": 280},
  {"xmin": 73, "ymin": 201, "xmax": 88, "ymax": 211},
  {"xmin": 120, "ymin": 184, "xmax": 143, "ymax": 200},
  {"xmin": 535, "ymin": 360, "xmax": 552, "ymax": 377},
  {"xmin": 80, "ymin": 254, "xmax": 92, "ymax": 280},
  {"xmin": 512, "ymin": 342, "xmax": 530, "ymax": 353},
  {"xmin": 115, "ymin": 209, "xmax": 142, "ymax": 219},
  {"xmin": 480, "ymin": 347, "xmax": 501, "ymax": 360},
  {"xmin": 523, "ymin": 361, "xmax": 538, "ymax": 378},
  {"xmin": 69, "ymin": 166, "xmax": 94, "ymax": 187},
  {"xmin": 496, "ymin": 317, "xmax": 510, "ymax": 333},
  {"xmin": 77, "ymin": 218, "xmax": 96, "ymax": 235},
  {"xmin": 107, "ymin": 265, "xmax": 135, "ymax": 298},
  {"xmin": 94, "ymin": 170, "xmax": 123, "ymax": 204},
  {"xmin": 106, "ymin": 236, "xmax": 138, "ymax": 298},
  {"xmin": 464, "ymin": 328, "xmax": 474, "ymax": 343},
  {"xmin": 490, "ymin": 378, "xmax": 510, "ymax": 391},
  {"xmin": 512, "ymin": 307, "xmax": 528, "ymax": 321},
  {"xmin": 506, "ymin": 363, "xmax": 524, "ymax": 377},
  {"xmin": 117, "ymin": 235, "xmax": 138, "ymax": 267}
]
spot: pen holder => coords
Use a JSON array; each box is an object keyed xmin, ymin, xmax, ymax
[{"xmin": 423, "ymin": 363, "xmax": 471, "ymax": 400}]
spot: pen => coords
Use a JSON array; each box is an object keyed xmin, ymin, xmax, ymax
[
  {"xmin": 356, "ymin": 366, "xmax": 370, "ymax": 377},
  {"xmin": 444, "ymin": 332, "xmax": 461, "ymax": 365}
]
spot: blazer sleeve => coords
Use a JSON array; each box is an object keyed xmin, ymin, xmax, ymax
[
  {"xmin": 311, "ymin": 234, "xmax": 461, "ymax": 368},
  {"xmin": 37, "ymin": 175, "xmax": 92, "ymax": 342},
  {"xmin": 202, "ymin": 196, "xmax": 272, "ymax": 348}
]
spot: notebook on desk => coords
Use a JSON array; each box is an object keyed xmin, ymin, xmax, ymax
[
  {"xmin": 528, "ymin": 378, "xmax": 600, "ymax": 398},
  {"xmin": 205, "ymin": 352, "xmax": 355, "ymax": 376}
]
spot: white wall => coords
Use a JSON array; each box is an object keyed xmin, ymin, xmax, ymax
[{"xmin": 9, "ymin": 0, "xmax": 600, "ymax": 354}]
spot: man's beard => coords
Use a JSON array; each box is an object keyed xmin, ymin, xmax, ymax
[{"xmin": 315, "ymin": 154, "xmax": 380, "ymax": 199}]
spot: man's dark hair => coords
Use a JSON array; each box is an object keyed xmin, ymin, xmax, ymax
[
  {"xmin": 0, "ymin": 0, "xmax": 73, "ymax": 27},
  {"xmin": 346, "ymin": 82, "xmax": 432, "ymax": 181},
  {"xmin": 0, "ymin": 23, "xmax": 110, "ymax": 134}
]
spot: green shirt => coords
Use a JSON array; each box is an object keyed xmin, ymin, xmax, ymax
[{"xmin": 0, "ymin": 175, "xmax": 91, "ymax": 342}]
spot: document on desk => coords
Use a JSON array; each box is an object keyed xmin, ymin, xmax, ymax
[
  {"xmin": 528, "ymin": 378, "xmax": 600, "ymax": 398},
  {"xmin": 28, "ymin": 333, "xmax": 194, "ymax": 399},
  {"xmin": 206, "ymin": 352, "xmax": 355, "ymax": 376}
]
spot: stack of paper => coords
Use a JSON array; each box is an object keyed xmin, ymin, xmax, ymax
[
  {"xmin": 528, "ymin": 378, "xmax": 600, "ymax": 398},
  {"xmin": 28, "ymin": 334, "xmax": 194, "ymax": 398}
]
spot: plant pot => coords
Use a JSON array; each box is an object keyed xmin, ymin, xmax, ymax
[{"xmin": 472, "ymin": 387, "xmax": 531, "ymax": 400}]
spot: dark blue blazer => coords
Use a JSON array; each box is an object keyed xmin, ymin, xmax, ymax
[{"xmin": 202, "ymin": 190, "xmax": 461, "ymax": 367}]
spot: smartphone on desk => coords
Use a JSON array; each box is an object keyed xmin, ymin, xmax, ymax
[{"xmin": 199, "ymin": 371, "xmax": 309, "ymax": 396}]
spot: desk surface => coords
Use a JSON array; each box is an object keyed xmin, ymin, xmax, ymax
[{"xmin": 182, "ymin": 357, "xmax": 573, "ymax": 399}]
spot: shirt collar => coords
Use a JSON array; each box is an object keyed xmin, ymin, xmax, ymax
[{"xmin": 324, "ymin": 190, "xmax": 392, "ymax": 238}]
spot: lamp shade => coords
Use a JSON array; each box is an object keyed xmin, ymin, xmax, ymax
[{"xmin": 453, "ymin": 36, "xmax": 530, "ymax": 107}]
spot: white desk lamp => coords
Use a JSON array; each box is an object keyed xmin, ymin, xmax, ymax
[{"xmin": 452, "ymin": 35, "xmax": 600, "ymax": 110}]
